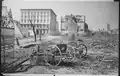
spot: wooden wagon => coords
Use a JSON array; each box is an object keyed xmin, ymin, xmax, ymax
[{"xmin": 30, "ymin": 39, "xmax": 88, "ymax": 66}]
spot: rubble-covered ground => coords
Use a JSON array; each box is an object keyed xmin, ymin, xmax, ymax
[{"xmin": 1, "ymin": 35, "xmax": 119, "ymax": 75}]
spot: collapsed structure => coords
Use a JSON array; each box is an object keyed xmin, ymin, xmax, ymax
[{"xmin": 61, "ymin": 14, "xmax": 88, "ymax": 36}]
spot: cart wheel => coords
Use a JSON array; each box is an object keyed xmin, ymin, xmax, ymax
[
  {"xmin": 67, "ymin": 45, "xmax": 76, "ymax": 58},
  {"xmin": 75, "ymin": 44, "xmax": 87, "ymax": 58},
  {"xmin": 45, "ymin": 45, "xmax": 62, "ymax": 66}
]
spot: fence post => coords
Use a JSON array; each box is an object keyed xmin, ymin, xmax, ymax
[
  {"xmin": 3, "ymin": 36, "xmax": 6, "ymax": 64},
  {"xmin": 16, "ymin": 38, "xmax": 20, "ymax": 46}
]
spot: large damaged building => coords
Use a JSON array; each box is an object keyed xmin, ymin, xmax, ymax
[{"xmin": 61, "ymin": 14, "xmax": 88, "ymax": 36}]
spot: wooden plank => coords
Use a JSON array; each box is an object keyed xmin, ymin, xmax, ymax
[
  {"xmin": 4, "ymin": 57, "xmax": 29, "ymax": 72},
  {"xmin": 1, "ymin": 59, "xmax": 19, "ymax": 71}
]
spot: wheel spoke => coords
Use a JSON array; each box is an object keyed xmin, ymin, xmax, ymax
[{"xmin": 75, "ymin": 44, "xmax": 87, "ymax": 58}]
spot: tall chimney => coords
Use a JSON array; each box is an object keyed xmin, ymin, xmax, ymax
[{"xmin": 107, "ymin": 24, "xmax": 110, "ymax": 31}]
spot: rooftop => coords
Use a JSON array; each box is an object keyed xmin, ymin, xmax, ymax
[
  {"xmin": 20, "ymin": 9, "xmax": 52, "ymax": 11},
  {"xmin": 20, "ymin": 9, "xmax": 56, "ymax": 16}
]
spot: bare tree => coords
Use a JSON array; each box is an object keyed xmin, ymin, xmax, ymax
[{"xmin": 29, "ymin": 19, "xmax": 37, "ymax": 42}]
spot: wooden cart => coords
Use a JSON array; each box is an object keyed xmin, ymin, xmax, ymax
[{"xmin": 30, "ymin": 39, "xmax": 88, "ymax": 66}]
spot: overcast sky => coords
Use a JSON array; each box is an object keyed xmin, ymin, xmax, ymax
[{"xmin": 2, "ymin": 0, "xmax": 119, "ymax": 31}]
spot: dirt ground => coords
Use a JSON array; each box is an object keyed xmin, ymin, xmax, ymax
[
  {"xmin": 1, "ymin": 35, "xmax": 119, "ymax": 75},
  {"xmin": 22, "ymin": 48, "xmax": 118, "ymax": 75}
]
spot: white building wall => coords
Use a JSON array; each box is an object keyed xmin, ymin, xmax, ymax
[{"xmin": 20, "ymin": 9, "xmax": 56, "ymax": 36}]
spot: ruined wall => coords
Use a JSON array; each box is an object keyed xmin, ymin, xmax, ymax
[{"xmin": 1, "ymin": 27, "xmax": 14, "ymax": 45}]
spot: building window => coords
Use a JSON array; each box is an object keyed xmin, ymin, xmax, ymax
[
  {"xmin": 21, "ymin": 14, "xmax": 23, "ymax": 18},
  {"xmin": 37, "ymin": 12, "xmax": 39, "ymax": 15},
  {"xmin": 25, "ymin": 12, "xmax": 26, "ymax": 15},
  {"xmin": 44, "ymin": 12, "xmax": 46, "ymax": 15},
  {"xmin": 38, "ymin": 25, "xmax": 39, "ymax": 28},
  {"xmin": 47, "ymin": 13, "xmax": 48, "ymax": 17},
  {"xmin": 41, "ymin": 15, "xmax": 42, "ymax": 19},
  {"xmin": 40, "ymin": 25, "xmax": 41, "ymax": 28},
  {"xmin": 47, "ymin": 25, "xmax": 49, "ymax": 28},
  {"xmin": 34, "ymin": 15, "xmax": 36, "ymax": 20},
  {"xmin": 39, "ymin": 15, "xmax": 41, "ymax": 19},
  {"xmin": 27, "ymin": 19, "xmax": 29, "ymax": 23},
  {"xmin": 44, "ymin": 24, "xmax": 46, "ymax": 28},
  {"xmin": 41, "ymin": 24, "xmax": 42, "ymax": 28},
  {"xmin": 22, "ymin": 12, "xmax": 23, "ymax": 15},
  {"xmin": 28, "ymin": 25, "xmax": 30, "ymax": 28},
  {"xmin": 47, "ymin": 19, "xmax": 49, "ymax": 22},
  {"xmin": 26, "ymin": 15, "xmax": 28, "ymax": 19},
  {"xmin": 24, "ymin": 20, "xmax": 26, "ymax": 23},
  {"xmin": 47, "ymin": 30, "xmax": 48, "ymax": 33},
  {"xmin": 21, "ymin": 19, "xmax": 23, "ymax": 23},
  {"xmin": 46, "ymin": 25, "xmax": 47, "ymax": 28},
  {"xmin": 80, "ymin": 29, "xmax": 83, "ymax": 31},
  {"xmin": 42, "ymin": 24, "xmax": 43, "ymax": 28},
  {"xmin": 44, "ymin": 25, "xmax": 46, "ymax": 28},
  {"xmin": 25, "ymin": 15, "xmax": 27, "ymax": 19},
  {"xmin": 37, "ymin": 20, "xmax": 39, "ymax": 23},
  {"xmin": 24, "ymin": 25, "xmax": 25, "ymax": 28},
  {"xmin": 44, "ymin": 13, "xmax": 46, "ymax": 18},
  {"xmin": 34, "ymin": 12, "xmax": 36, "ymax": 15},
  {"xmin": 37, "ymin": 16, "xmax": 39, "ymax": 20},
  {"xmin": 28, "ymin": 13, "xmax": 30, "ymax": 18},
  {"xmin": 27, "ymin": 25, "xmax": 29, "ymax": 28}
]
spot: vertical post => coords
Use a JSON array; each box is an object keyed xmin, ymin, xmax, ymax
[
  {"xmin": 39, "ymin": 30, "xmax": 41, "ymax": 41},
  {"xmin": 3, "ymin": 36, "xmax": 6, "ymax": 64},
  {"xmin": 1, "ymin": 0, "xmax": 5, "ymax": 64},
  {"xmin": 13, "ymin": 45, "xmax": 14, "ymax": 60},
  {"xmin": 61, "ymin": 16, "xmax": 62, "ymax": 32}
]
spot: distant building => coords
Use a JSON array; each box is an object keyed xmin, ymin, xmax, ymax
[
  {"xmin": 107, "ymin": 24, "xmax": 111, "ymax": 33},
  {"xmin": 61, "ymin": 14, "xmax": 88, "ymax": 36},
  {"xmin": 107, "ymin": 24, "xmax": 110, "ymax": 31},
  {"xmin": 1, "ymin": 6, "xmax": 14, "ymax": 46},
  {"xmin": 61, "ymin": 15, "xmax": 78, "ymax": 36},
  {"xmin": 20, "ymin": 9, "xmax": 57, "ymax": 36},
  {"xmin": 75, "ymin": 15, "xmax": 88, "ymax": 35},
  {"xmin": 107, "ymin": 24, "xmax": 118, "ymax": 34},
  {"xmin": 110, "ymin": 29, "xmax": 119, "ymax": 34}
]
